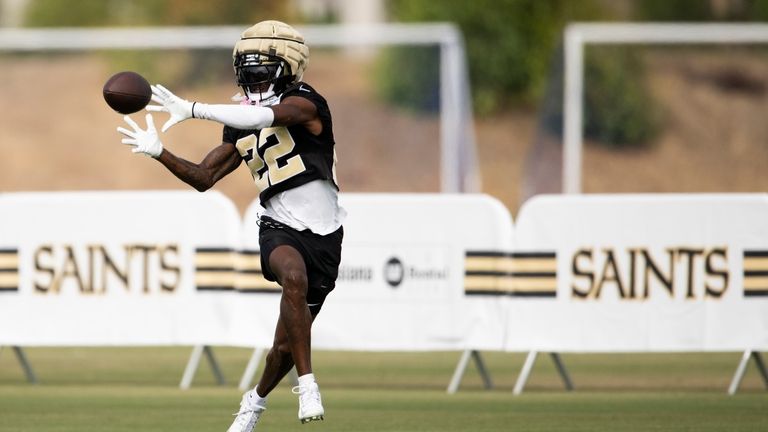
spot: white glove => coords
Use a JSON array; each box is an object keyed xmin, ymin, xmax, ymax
[
  {"xmin": 117, "ymin": 114, "xmax": 164, "ymax": 158},
  {"xmin": 146, "ymin": 84, "xmax": 194, "ymax": 133}
]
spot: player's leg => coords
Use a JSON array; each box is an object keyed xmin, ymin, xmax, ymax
[
  {"xmin": 228, "ymin": 311, "xmax": 319, "ymax": 432},
  {"xmin": 227, "ymin": 241, "xmax": 309, "ymax": 432},
  {"xmin": 255, "ymin": 311, "xmax": 319, "ymax": 396},
  {"xmin": 256, "ymin": 317, "xmax": 295, "ymax": 394},
  {"xmin": 226, "ymin": 244, "xmax": 313, "ymax": 432},
  {"xmin": 267, "ymin": 244, "xmax": 325, "ymax": 423},
  {"xmin": 268, "ymin": 244, "xmax": 313, "ymax": 376}
]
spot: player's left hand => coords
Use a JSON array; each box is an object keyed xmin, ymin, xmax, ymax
[
  {"xmin": 117, "ymin": 114, "xmax": 164, "ymax": 158},
  {"xmin": 146, "ymin": 84, "xmax": 194, "ymax": 133}
]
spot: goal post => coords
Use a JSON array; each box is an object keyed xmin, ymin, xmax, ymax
[
  {"xmin": 563, "ymin": 22, "xmax": 768, "ymax": 194},
  {"xmin": 561, "ymin": 23, "xmax": 768, "ymax": 394},
  {"xmin": 0, "ymin": 23, "xmax": 479, "ymax": 193}
]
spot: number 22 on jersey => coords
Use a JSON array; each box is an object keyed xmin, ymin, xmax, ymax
[{"xmin": 235, "ymin": 127, "xmax": 307, "ymax": 193}]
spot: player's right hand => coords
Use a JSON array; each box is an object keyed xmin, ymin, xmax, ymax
[
  {"xmin": 117, "ymin": 114, "xmax": 164, "ymax": 158},
  {"xmin": 146, "ymin": 84, "xmax": 194, "ymax": 133}
]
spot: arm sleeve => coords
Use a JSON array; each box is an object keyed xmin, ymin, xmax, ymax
[{"xmin": 193, "ymin": 103, "xmax": 274, "ymax": 130}]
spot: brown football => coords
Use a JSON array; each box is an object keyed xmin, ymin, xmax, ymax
[{"xmin": 102, "ymin": 71, "xmax": 152, "ymax": 114}]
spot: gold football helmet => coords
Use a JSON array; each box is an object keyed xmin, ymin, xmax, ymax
[{"xmin": 233, "ymin": 20, "xmax": 310, "ymax": 105}]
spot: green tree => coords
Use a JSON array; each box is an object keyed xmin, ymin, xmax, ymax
[{"xmin": 386, "ymin": 0, "xmax": 602, "ymax": 113}]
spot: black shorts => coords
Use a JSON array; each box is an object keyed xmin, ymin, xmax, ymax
[{"xmin": 258, "ymin": 216, "xmax": 343, "ymax": 315}]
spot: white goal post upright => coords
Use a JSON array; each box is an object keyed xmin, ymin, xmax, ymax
[
  {"xmin": 0, "ymin": 23, "xmax": 480, "ymax": 193},
  {"xmin": 563, "ymin": 22, "xmax": 768, "ymax": 194}
]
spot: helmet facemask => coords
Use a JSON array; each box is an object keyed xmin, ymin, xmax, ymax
[
  {"xmin": 234, "ymin": 52, "xmax": 293, "ymax": 106},
  {"xmin": 232, "ymin": 21, "xmax": 309, "ymax": 106}
]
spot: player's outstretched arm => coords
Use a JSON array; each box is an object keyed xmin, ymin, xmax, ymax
[
  {"xmin": 117, "ymin": 113, "xmax": 241, "ymax": 192},
  {"xmin": 147, "ymin": 84, "xmax": 275, "ymax": 132},
  {"xmin": 155, "ymin": 143, "xmax": 242, "ymax": 192}
]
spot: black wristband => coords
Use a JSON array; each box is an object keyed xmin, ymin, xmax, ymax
[{"xmin": 191, "ymin": 101, "xmax": 197, "ymax": 118}]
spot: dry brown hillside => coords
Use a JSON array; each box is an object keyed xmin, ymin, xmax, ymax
[{"xmin": 1, "ymin": 49, "xmax": 766, "ymax": 217}]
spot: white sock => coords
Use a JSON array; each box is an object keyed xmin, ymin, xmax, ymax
[
  {"xmin": 297, "ymin": 373, "xmax": 316, "ymax": 388},
  {"xmin": 249, "ymin": 386, "xmax": 268, "ymax": 407}
]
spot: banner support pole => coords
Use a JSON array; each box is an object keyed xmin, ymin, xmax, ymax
[
  {"xmin": 514, "ymin": 351, "xmax": 574, "ymax": 395},
  {"xmin": 446, "ymin": 349, "xmax": 493, "ymax": 394},
  {"xmin": 180, "ymin": 345, "xmax": 226, "ymax": 390},
  {"xmin": 729, "ymin": 350, "xmax": 768, "ymax": 395},
  {"xmin": 2, "ymin": 346, "xmax": 37, "ymax": 384}
]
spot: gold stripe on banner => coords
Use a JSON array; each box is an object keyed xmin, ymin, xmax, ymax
[
  {"xmin": 464, "ymin": 256, "xmax": 557, "ymax": 272},
  {"xmin": 195, "ymin": 249, "xmax": 279, "ymax": 293},
  {"xmin": 0, "ymin": 249, "xmax": 19, "ymax": 291},
  {"xmin": 744, "ymin": 276, "xmax": 768, "ymax": 289},
  {"xmin": 195, "ymin": 271, "xmax": 237, "ymax": 288},
  {"xmin": 463, "ymin": 276, "xmax": 510, "ymax": 294},
  {"xmin": 464, "ymin": 276, "xmax": 557, "ymax": 292},
  {"xmin": 743, "ymin": 250, "xmax": 768, "ymax": 297},
  {"xmin": 0, "ymin": 253, "xmax": 19, "ymax": 269},
  {"xmin": 0, "ymin": 272, "xmax": 19, "ymax": 288},
  {"xmin": 195, "ymin": 248, "xmax": 237, "ymax": 291},
  {"xmin": 744, "ymin": 256, "xmax": 768, "ymax": 270},
  {"xmin": 235, "ymin": 250, "xmax": 278, "ymax": 292},
  {"xmin": 236, "ymin": 273, "xmax": 281, "ymax": 293},
  {"xmin": 464, "ymin": 252, "xmax": 557, "ymax": 297},
  {"xmin": 195, "ymin": 251, "xmax": 238, "ymax": 268},
  {"xmin": 237, "ymin": 252, "xmax": 262, "ymax": 272}
]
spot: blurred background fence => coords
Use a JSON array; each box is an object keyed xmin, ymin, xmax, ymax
[{"xmin": 1, "ymin": 0, "xmax": 768, "ymax": 215}]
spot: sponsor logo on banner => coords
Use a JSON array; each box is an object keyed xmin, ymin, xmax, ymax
[
  {"xmin": 336, "ymin": 247, "xmax": 452, "ymax": 297},
  {"xmin": 383, "ymin": 256, "xmax": 448, "ymax": 288},
  {"xmin": 337, "ymin": 265, "xmax": 373, "ymax": 282},
  {"xmin": 29, "ymin": 243, "xmax": 181, "ymax": 295},
  {"xmin": 384, "ymin": 257, "xmax": 405, "ymax": 287}
]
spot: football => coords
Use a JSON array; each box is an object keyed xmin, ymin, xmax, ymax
[{"xmin": 102, "ymin": 71, "xmax": 152, "ymax": 114}]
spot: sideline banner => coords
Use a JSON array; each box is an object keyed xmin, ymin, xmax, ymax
[
  {"xmin": 506, "ymin": 194, "xmax": 768, "ymax": 352},
  {"xmin": 4, "ymin": 191, "xmax": 765, "ymax": 354},
  {"xmin": 0, "ymin": 191, "xmax": 246, "ymax": 346},
  {"xmin": 236, "ymin": 193, "xmax": 513, "ymax": 351}
]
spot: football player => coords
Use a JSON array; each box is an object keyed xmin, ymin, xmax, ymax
[{"xmin": 117, "ymin": 20, "xmax": 345, "ymax": 432}]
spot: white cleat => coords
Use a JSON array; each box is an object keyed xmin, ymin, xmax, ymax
[
  {"xmin": 227, "ymin": 390, "xmax": 266, "ymax": 432},
  {"xmin": 292, "ymin": 382, "xmax": 324, "ymax": 424}
]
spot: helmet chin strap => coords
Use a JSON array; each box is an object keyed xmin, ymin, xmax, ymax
[{"xmin": 246, "ymin": 87, "xmax": 280, "ymax": 107}]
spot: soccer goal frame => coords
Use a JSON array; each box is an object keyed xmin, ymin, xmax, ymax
[
  {"xmin": 560, "ymin": 22, "xmax": 768, "ymax": 396},
  {"xmin": 0, "ymin": 23, "xmax": 479, "ymax": 194}
]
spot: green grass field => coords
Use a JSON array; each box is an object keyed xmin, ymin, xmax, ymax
[{"xmin": 0, "ymin": 348, "xmax": 766, "ymax": 431}]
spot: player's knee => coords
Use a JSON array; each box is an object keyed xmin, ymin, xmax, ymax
[
  {"xmin": 277, "ymin": 341, "xmax": 292, "ymax": 357},
  {"xmin": 280, "ymin": 270, "xmax": 308, "ymax": 296},
  {"xmin": 270, "ymin": 341, "xmax": 292, "ymax": 358}
]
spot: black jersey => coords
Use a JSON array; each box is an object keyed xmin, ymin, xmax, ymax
[{"xmin": 222, "ymin": 82, "xmax": 338, "ymax": 205}]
